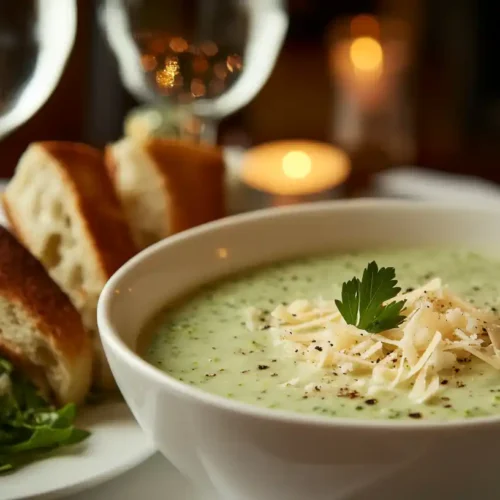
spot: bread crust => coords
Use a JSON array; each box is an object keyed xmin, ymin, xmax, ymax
[
  {"xmin": 41, "ymin": 142, "xmax": 138, "ymax": 277},
  {"xmin": 0, "ymin": 226, "xmax": 88, "ymax": 358},
  {"xmin": 145, "ymin": 139, "xmax": 225, "ymax": 234},
  {"xmin": 105, "ymin": 138, "xmax": 226, "ymax": 237},
  {"xmin": 0, "ymin": 227, "xmax": 92, "ymax": 404},
  {"xmin": 3, "ymin": 142, "xmax": 138, "ymax": 279}
]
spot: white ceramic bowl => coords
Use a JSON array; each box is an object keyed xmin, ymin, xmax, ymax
[{"xmin": 98, "ymin": 200, "xmax": 500, "ymax": 500}]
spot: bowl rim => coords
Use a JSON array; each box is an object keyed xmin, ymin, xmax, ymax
[{"xmin": 98, "ymin": 198, "xmax": 500, "ymax": 432}]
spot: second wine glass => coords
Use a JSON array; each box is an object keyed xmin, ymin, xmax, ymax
[
  {"xmin": 100, "ymin": 0, "xmax": 288, "ymax": 143},
  {"xmin": 0, "ymin": 0, "xmax": 77, "ymax": 140}
]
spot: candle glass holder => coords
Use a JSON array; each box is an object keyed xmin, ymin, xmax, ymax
[
  {"xmin": 227, "ymin": 140, "xmax": 350, "ymax": 214},
  {"xmin": 327, "ymin": 15, "xmax": 414, "ymax": 196}
]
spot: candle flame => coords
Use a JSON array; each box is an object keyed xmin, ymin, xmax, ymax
[
  {"xmin": 350, "ymin": 36, "xmax": 383, "ymax": 72},
  {"xmin": 282, "ymin": 151, "xmax": 312, "ymax": 180}
]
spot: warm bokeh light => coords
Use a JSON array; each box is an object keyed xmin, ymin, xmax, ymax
[
  {"xmin": 141, "ymin": 54, "xmax": 157, "ymax": 71},
  {"xmin": 350, "ymin": 36, "xmax": 383, "ymax": 72},
  {"xmin": 200, "ymin": 41, "xmax": 219, "ymax": 57},
  {"xmin": 155, "ymin": 57, "xmax": 179, "ymax": 88},
  {"xmin": 164, "ymin": 55, "xmax": 179, "ymax": 67},
  {"xmin": 190, "ymin": 78, "xmax": 206, "ymax": 97},
  {"xmin": 241, "ymin": 141, "xmax": 351, "ymax": 196},
  {"xmin": 282, "ymin": 151, "xmax": 312, "ymax": 179},
  {"xmin": 214, "ymin": 62, "xmax": 228, "ymax": 80},
  {"xmin": 226, "ymin": 54, "xmax": 243, "ymax": 72},
  {"xmin": 169, "ymin": 37, "xmax": 188, "ymax": 53},
  {"xmin": 350, "ymin": 15, "xmax": 380, "ymax": 38}
]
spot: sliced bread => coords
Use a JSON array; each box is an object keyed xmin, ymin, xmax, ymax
[
  {"xmin": 105, "ymin": 137, "xmax": 225, "ymax": 248},
  {"xmin": 0, "ymin": 226, "xmax": 92, "ymax": 405},
  {"xmin": 3, "ymin": 141, "xmax": 138, "ymax": 390}
]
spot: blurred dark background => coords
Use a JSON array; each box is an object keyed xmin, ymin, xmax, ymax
[{"xmin": 2, "ymin": 0, "xmax": 499, "ymax": 181}]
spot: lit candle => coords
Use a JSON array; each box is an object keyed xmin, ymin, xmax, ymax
[
  {"xmin": 328, "ymin": 15, "xmax": 412, "ymax": 160},
  {"xmin": 330, "ymin": 15, "xmax": 409, "ymax": 105},
  {"xmin": 226, "ymin": 140, "xmax": 350, "ymax": 212},
  {"xmin": 332, "ymin": 23, "xmax": 387, "ymax": 111}
]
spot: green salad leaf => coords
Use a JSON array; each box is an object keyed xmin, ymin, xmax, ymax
[
  {"xmin": 0, "ymin": 356, "xmax": 90, "ymax": 473},
  {"xmin": 335, "ymin": 261, "xmax": 407, "ymax": 333}
]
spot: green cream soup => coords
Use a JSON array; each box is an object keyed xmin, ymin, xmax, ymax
[{"xmin": 144, "ymin": 249, "xmax": 500, "ymax": 421}]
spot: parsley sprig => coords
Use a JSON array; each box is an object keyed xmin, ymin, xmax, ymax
[{"xmin": 335, "ymin": 261, "xmax": 407, "ymax": 333}]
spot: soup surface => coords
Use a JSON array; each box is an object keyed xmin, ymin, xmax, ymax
[{"xmin": 144, "ymin": 249, "xmax": 500, "ymax": 421}]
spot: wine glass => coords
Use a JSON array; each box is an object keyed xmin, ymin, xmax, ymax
[
  {"xmin": 100, "ymin": 0, "xmax": 288, "ymax": 143},
  {"xmin": 0, "ymin": 0, "xmax": 77, "ymax": 139}
]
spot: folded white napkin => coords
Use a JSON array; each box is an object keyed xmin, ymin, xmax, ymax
[{"xmin": 373, "ymin": 167, "xmax": 500, "ymax": 206}]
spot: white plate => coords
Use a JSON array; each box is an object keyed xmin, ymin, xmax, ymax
[
  {"xmin": 1, "ymin": 401, "xmax": 155, "ymax": 500},
  {"xmin": 0, "ymin": 183, "xmax": 155, "ymax": 499},
  {"xmin": 69, "ymin": 453, "xmax": 204, "ymax": 500}
]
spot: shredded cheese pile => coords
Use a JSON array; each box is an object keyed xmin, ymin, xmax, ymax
[{"xmin": 246, "ymin": 279, "xmax": 500, "ymax": 404}]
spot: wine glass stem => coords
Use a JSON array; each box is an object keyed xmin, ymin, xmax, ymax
[
  {"xmin": 179, "ymin": 115, "xmax": 219, "ymax": 145},
  {"xmin": 199, "ymin": 117, "xmax": 218, "ymax": 145}
]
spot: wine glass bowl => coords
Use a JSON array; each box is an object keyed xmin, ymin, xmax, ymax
[{"xmin": 101, "ymin": 0, "xmax": 288, "ymax": 142}]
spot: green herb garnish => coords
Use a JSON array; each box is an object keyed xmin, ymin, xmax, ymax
[
  {"xmin": 335, "ymin": 261, "xmax": 406, "ymax": 333},
  {"xmin": 0, "ymin": 357, "xmax": 90, "ymax": 473}
]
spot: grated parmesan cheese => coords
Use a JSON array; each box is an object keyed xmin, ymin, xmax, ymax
[
  {"xmin": 245, "ymin": 280, "xmax": 500, "ymax": 404},
  {"xmin": 244, "ymin": 306, "xmax": 261, "ymax": 331}
]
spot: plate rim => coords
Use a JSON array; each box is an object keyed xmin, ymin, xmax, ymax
[{"xmin": 18, "ymin": 446, "xmax": 156, "ymax": 500}]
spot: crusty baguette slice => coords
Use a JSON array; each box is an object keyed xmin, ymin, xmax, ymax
[
  {"xmin": 3, "ymin": 142, "xmax": 138, "ymax": 390},
  {"xmin": 105, "ymin": 138, "xmax": 225, "ymax": 249},
  {"xmin": 0, "ymin": 226, "xmax": 92, "ymax": 405}
]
